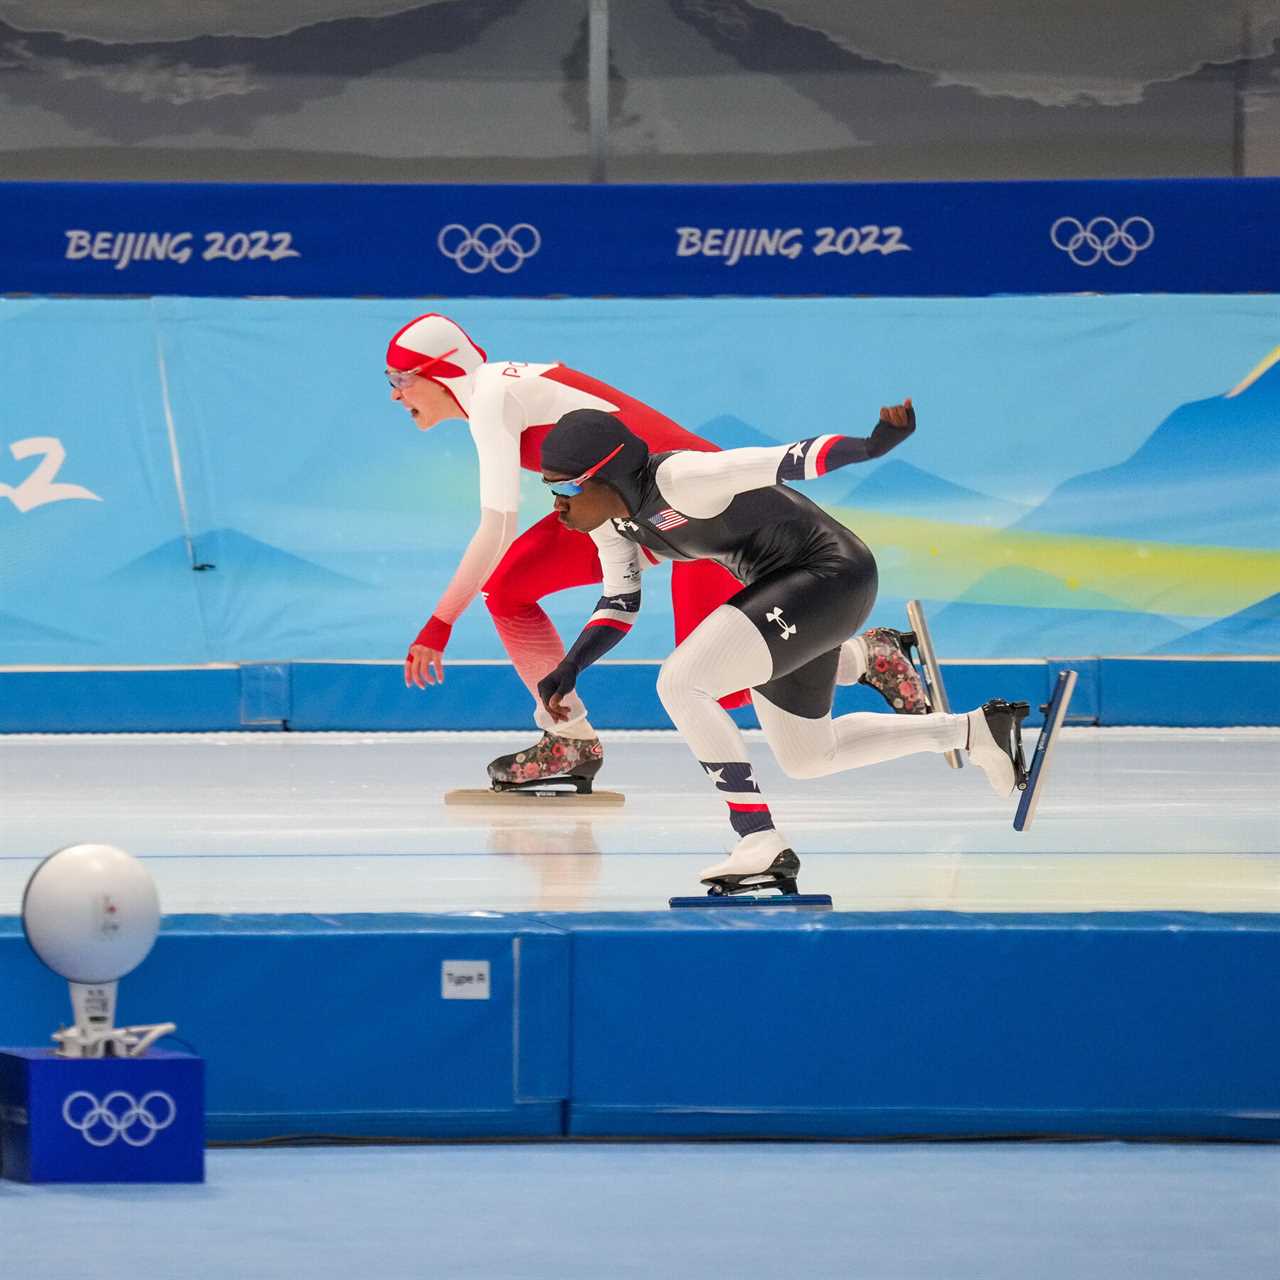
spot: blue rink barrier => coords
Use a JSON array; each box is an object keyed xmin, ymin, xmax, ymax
[
  {"xmin": 1, "ymin": 656, "xmax": 1278, "ymax": 732},
  {"xmin": 1, "ymin": 912, "xmax": 1276, "ymax": 1144},
  {"xmin": 0, "ymin": 916, "xmax": 569, "ymax": 1143}
]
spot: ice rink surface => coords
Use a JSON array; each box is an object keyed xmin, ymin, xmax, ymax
[{"xmin": 1, "ymin": 727, "xmax": 1276, "ymax": 913}]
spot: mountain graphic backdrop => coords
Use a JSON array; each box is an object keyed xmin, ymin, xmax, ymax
[
  {"xmin": 698, "ymin": 415, "xmax": 1027, "ymax": 523},
  {"xmin": 1015, "ymin": 346, "xmax": 1280, "ymax": 548},
  {"xmin": 837, "ymin": 460, "xmax": 1029, "ymax": 527},
  {"xmin": 704, "ymin": 364, "xmax": 1280, "ymax": 656},
  {"xmin": 1152, "ymin": 592, "xmax": 1280, "ymax": 655},
  {"xmin": 3, "ymin": 315, "xmax": 1278, "ymax": 665}
]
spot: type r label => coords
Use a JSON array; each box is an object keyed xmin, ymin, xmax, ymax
[{"xmin": 441, "ymin": 960, "xmax": 491, "ymax": 999}]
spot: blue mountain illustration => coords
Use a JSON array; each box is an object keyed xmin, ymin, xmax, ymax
[
  {"xmin": 1015, "ymin": 348, "xmax": 1280, "ymax": 548},
  {"xmin": 932, "ymin": 602, "xmax": 1190, "ymax": 657},
  {"xmin": 1151, "ymin": 592, "xmax": 1280, "ymax": 655},
  {"xmin": 111, "ymin": 529, "xmax": 369, "ymax": 588},
  {"xmin": 0, "ymin": 611, "xmax": 83, "ymax": 645},
  {"xmin": 932, "ymin": 567, "xmax": 1189, "ymax": 655},
  {"xmin": 697, "ymin": 414, "xmax": 786, "ymax": 450},
  {"xmin": 699, "ymin": 416, "xmax": 1029, "ymax": 522},
  {"xmin": 836, "ymin": 460, "xmax": 1030, "ymax": 526}
]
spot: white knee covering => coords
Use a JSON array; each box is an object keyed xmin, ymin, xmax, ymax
[
  {"xmin": 755, "ymin": 696, "xmax": 968, "ymax": 781},
  {"xmin": 657, "ymin": 606, "xmax": 773, "ymax": 764}
]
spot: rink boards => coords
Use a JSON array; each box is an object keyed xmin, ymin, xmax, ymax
[{"xmin": 2, "ymin": 909, "xmax": 1276, "ymax": 1143}]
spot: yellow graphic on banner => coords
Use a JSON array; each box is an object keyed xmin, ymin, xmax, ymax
[
  {"xmin": 824, "ymin": 506, "xmax": 1280, "ymax": 618},
  {"xmin": 1226, "ymin": 344, "xmax": 1280, "ymax": 399}
]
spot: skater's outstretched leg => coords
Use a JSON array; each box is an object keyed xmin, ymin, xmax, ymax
[{"xmin": 754, "ymin": 690, "xmax": 967, "ymax": 779}]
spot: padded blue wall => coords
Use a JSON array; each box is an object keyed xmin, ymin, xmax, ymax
[
  {"xmin": 2, "ymin": 657, "xmax": 1276, "ymax": 732},
  {"xmin": 2, "ymin": 912, "xmax": 1276, "ymax": 1143}
]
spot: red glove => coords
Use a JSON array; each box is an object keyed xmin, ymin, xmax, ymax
[{"xmin": 409, "ymin": 615, "xmax": 452, "ymax": 658}]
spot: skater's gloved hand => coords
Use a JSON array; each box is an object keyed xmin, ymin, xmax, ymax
[
  {"xmin": 537, "ymin": 661, "xmax": 579, "ymax": 723},
  {"xmin": 405, "ymin": 615, "xmax": 451, "ymax": 689},
  {"xmin": 868, "ymin": 397, "xmax": 915, "ymax": 456},
  {"xmin": 405, "ymin": 644, "xmax": 445, "ymax": 689}
]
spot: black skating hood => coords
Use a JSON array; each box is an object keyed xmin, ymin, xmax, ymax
[{"xmin": 541, "ymin": 409, "xmax": 650, "ymax": 513}]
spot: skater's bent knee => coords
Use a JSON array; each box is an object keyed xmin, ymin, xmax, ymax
[
  {"xmin": 771, "ymin": 742, "xmax": 837, "ymax": 780},
  {"xmin": 483, "ymin": 589, "xmax": 540, "ymax": 620},
  {"xmin": 776, "ymin": 756, "xmax": 828, "ymax": 780},
  {"xmin": 657, "ymin": 651, "xmax": 717, "ymax": 710}
]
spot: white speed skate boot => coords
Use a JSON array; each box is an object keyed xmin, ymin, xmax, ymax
[
  {"xmin": 966, "ymin": 699, "xmax": 1030, "ymax": 797},
  {"xmin": 699, "ymin": 831, "xmax": 801, "ymax": 897}
]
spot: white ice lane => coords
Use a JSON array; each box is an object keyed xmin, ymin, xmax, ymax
[{"xmin": 0, "ymin": 729, "xmax": 1277, "ymax": 914}]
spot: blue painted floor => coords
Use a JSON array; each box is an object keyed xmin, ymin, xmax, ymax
[{"xmin": 3, "ymin": 1142, "xmax": 1276, "ymax": 1279}]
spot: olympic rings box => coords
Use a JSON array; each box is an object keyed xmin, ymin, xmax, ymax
[{"xmin": 0, "ymin": 1048, "xmax": 204, "ymax": 1183}]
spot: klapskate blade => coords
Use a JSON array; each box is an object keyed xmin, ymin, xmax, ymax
[
  {"xmin": 669, "ymin": 894, "xmax": 833, "ymax": 908},
  {"xmin": 445, "ymin": 788, "xmax": 625, "ymax": 806},
  {"xmin": 906, "ymin": 599, "xmax": 962, "ymax": 770},
  {"xmin": 1013, "ymin": 669, "xmax": 1077, "ymax": 832}
]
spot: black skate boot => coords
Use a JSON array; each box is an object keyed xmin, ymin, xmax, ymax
[
  {"xmin": 699, "ymin": 833, "xmax": 802, "ymax": 896},
  {"xmin": 859, "ymin": 627, "xmax": 931, "ymax": 714},
  {"xmin": 966, "ymin": 699, "xmax": 1030, "ymax": 797},
  {"xmin": 486, "ymin": 732, "xmax": 604, "ymax": 795}
]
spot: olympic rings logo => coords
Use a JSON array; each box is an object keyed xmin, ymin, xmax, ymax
[
  {"xmin": 1050, "ymin": 216, "xmax": 1154, "ymax": 267},
  {"xmin": 437, "ymin": 223, "xmax": 542, "ymax": 274},
  {"xmin": 62, "ymin": 1090, "xmax": 177, "ymax": 1148}
]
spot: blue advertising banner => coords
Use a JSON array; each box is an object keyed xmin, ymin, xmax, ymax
[
  {"xmin": 0, "ymin": 179, "xmax": 1277, "ymax": 298},
  {"xmin": 1, "ymin": 295, "xmax": 1277, "ymax": 675}
]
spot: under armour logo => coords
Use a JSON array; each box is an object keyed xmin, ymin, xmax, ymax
[{"xmin": 765, "ymin": 607, "xmax": 797, "ymax": 639}]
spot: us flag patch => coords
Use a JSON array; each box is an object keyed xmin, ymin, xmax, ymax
[{"xmin": 652, "ymin": 508, "xmax": 688, "ymax": 530}]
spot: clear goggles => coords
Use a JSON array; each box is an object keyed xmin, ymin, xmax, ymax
[
  {"xmin": 542, "ymin": 443, "xmax": 624, "ymax": 497},
  {"xmin": 386, "ymin": 347, "xmax": 458, "ymax": 389}
]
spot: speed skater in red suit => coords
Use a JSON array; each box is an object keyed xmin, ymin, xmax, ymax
[{"xmin": 386, "ymin": 312, "xmax": 927, "ymax": 792}]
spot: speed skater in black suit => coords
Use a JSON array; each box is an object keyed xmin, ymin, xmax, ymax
[{"xmin": 535, "ymin": 400, "xmax": 1029, "ymax": 896}]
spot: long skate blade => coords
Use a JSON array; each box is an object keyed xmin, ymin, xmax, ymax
[
  {"xmin": 906, "ymin": 599, "xmax": 962, "ymax": 770},
  {"xmin": 669, "ymin": 894, "xmax": 832, "ymax": 909},
  {"xmin": 445, "ymin": 788, "xmax": 625, "ymax": 806},
  {"xmin": 1013, "ymin": 669, "xmax": 1077, "ymax": 832}
]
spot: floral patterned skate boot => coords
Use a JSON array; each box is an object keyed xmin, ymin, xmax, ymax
[
  {"xmin": 858, "ymin": 627, "xmax": 931, "ymax": 714},
  {"xmin": 486, "ymin": 732, "xmax": 604, "ymax": 794}
]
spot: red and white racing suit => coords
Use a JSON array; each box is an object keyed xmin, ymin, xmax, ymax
[{"xmin": 412, "ymin": 361, "xmax": 746, "ymax": 734}]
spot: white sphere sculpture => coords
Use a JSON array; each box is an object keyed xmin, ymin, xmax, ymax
[{"xmin": 22, "ymin": 844, "xmax": 160, "ymax": 985}]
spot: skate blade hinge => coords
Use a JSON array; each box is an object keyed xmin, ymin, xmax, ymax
[{"xmin": 906, "ymin": 599, "xmax": 963, "ymax": 771}]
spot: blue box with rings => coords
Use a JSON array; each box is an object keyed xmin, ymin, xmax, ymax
[{"xmin": 0, "ymin": 1048, "xmax": 204, "ymax": 1183}]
